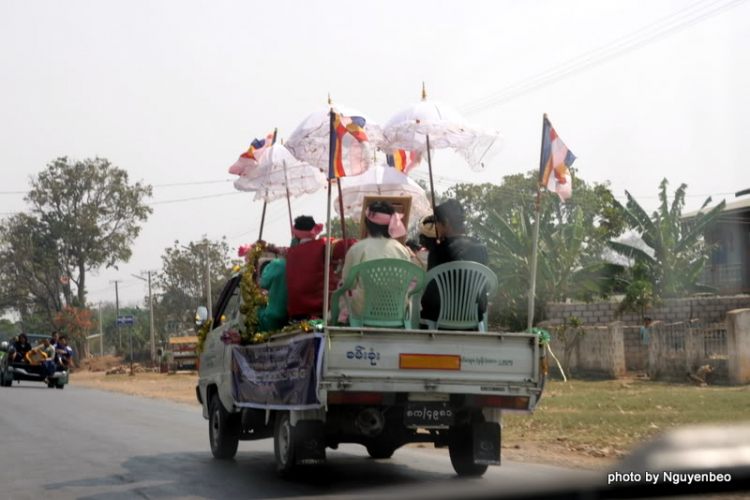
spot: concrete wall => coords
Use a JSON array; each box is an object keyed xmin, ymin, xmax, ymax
[
  {"xmin": 726, "ymin": 309, "xmax": 750, "ymax": 385},
  {"xmin": 545, "ymin": 295, "xmax": 750, "ymax": 327},
  {"xmin": 544, "ymin": 322, "xmax": 626, "ymax": 379},
  {"xmin": 648, "ymin": 321, "xmax": 730, "ymax": 384}
]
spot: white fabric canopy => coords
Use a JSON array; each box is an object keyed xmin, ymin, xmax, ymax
[
  {"xmin": 335, "ymin": 164, "xmax": 431, "ymax": 225},
  {"xmin": 233, "ymin": 144, "xmax": 327, "ymax": 202},
  {"xmin": 382, "ymin": 99, "xmax": 503, "ymax": 172},
  {"xmin": 285, "ymin": 104, "xmax": 384, "ymax": 172}
]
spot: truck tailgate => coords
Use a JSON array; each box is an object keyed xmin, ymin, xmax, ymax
[{"xmin": 322, "ymin": 327, "xmax": 541, "ymax": 396}]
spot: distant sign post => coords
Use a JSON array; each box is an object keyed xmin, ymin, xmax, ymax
[
  {"xmin": 116, "ymin": 315, "xmax": 136, "ymax": 376},
  {"xmin": 116, "ymin": 315, "xmax": 135, "ymax": 327}
]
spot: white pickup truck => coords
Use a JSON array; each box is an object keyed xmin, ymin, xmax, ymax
[{"xmin": 197, "ymin": 271, "xmax": 545, "ymax": 478}]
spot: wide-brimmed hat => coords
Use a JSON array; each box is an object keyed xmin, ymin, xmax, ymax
[{"xmin": 419, "ymin": 216, "xmax": 436, "ymax": 239}]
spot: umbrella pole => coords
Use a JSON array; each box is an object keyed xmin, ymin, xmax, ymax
[
  {"xmin": 258, "ymin": 201, "xmax": 268, "ymax": 242},
  {"xmin": 323, "ymin": 109, "xmax": 336, "ymax": 326},
  {"xmin": 257, "ymin": 128, "xmax": 279, "ymax": 243},
  {"xmin": 425, "ymin": 134, "xmax": 439, "ymax": 239},
  {"xmin": 336, "ymin": 180, "xmax": 348, "ymax": 251}
]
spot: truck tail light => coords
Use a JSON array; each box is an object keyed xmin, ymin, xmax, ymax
[
  {"xmin": 328, "ymin": 392, "xmax": 384, "ymax": 405},
  {"xmin": 474, "ymin": 395, "xmax": 529, "ymax": 410},
  {"xmin": 399, "ymin": 353, "xmax": 461, "ymax": 370}
]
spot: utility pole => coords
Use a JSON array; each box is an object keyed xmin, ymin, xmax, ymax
[
  {"xmin": 99, "ymin": 303, "xmax": 104, "ymax": 356},
  {"xmin": 132, "ymin": 271, "xmax": 156, "ymax": 368},
  {"xmin": 204, "ymin": 237, "xmax": 212, "ymax": 320},
  {"xmin": 111, "ymin": 280, "xmax": 122, "ymax": 351}
]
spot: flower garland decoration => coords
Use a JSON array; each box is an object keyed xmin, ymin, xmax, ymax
[
  {"xmin": 195, "ymin": 319, "xmax": 213, "ymax": 354},
  {"xmin": 239, "ymin": 241, "xmax": 268, "ymax": 344}
]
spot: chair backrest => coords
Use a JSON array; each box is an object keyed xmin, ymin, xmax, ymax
[
  {"xmin": 351, "ymin": 259, "xmax": 426, "ymax": 327},
  {"xmin": 425, "ymin": 261, "xmax": 499, "ymax": 330}
]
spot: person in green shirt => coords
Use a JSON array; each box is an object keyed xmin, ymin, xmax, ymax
[{"xmin": 257, "ymin": 258, "xmax": 289, "ymax": 332}]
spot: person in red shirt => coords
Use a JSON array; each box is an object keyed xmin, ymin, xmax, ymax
[{"xmin": 285, "ymin": 215, "xmax": 354, "ymax": 320}]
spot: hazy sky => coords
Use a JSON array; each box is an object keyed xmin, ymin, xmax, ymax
[{"xmin": 1, "ymin": 0, "xmax": 748, "ymax": 307}]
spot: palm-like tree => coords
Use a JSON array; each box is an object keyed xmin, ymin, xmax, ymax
[
  {"xmin": 609, "ymin": 179, "xmax": 725, "ymax": 298},
  {"xmin": 475, "ymin": 204, "xmax": 617, "ymax": 326}
]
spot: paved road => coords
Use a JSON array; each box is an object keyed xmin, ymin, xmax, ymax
[{"xmin": 0, "ymin": 383, "xmax": 597, "ymax": 500}]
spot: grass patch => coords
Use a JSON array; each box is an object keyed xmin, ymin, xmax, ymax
[{"xmin": 504, "ymin": 379, "xmax": 750, "ymax": 450}]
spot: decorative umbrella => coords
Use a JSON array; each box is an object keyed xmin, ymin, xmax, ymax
[
  {"xmin": 336, "ymin": 164, "xmax": 431, "ymax": 225},
  {"xmin": 233, "ymin": 144, "xmax": 327, "ymax": 237},
  {"xmin": 382, "ymin": 85, "xmax": 504, "ymax": 235},
  {"xmin": 286, "ymin": 104, "xmax": 384, "ymax": 172}
]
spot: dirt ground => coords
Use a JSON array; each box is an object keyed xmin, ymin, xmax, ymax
[{"xmin": 72, "ymin": 371, "xmax": 200, "ymax": 406}]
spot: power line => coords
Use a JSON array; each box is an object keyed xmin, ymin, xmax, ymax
[{"xmin": 459, "ymin": 0, "xmax": 748, "ymax": 114}]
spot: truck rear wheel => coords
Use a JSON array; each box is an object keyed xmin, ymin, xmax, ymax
[
  {"xmin": 449, "ymin": 426, "xmax": 489, "ymax": 477},
  {"xmin": 274, "ymin": 412, "xmax": 298, "ymax": 478},
  {"xmin": 209, "ymin": 396, "xmax": 240, "ymax": 459}
]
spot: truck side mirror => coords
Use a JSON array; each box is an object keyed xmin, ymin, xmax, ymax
[
  {"xmin": 0, "ymin": 341, "xmax": 8, "ymax": 352},
  {"xmin": 195, "ymin": 306, "xmax": 208, "ymax": 327}
]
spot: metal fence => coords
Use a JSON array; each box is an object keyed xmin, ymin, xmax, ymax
[{"xmin": 652, "ymin": 320, "xmax": 727, "ymax": 359}]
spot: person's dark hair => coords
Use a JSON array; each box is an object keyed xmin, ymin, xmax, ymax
[
  {"xmin": 644, "ymin": 317, "xmax": 652, "ymax": 323},
  {"xmin": 19, "ymin": 333, "xmax": 28, "ymax": 343},
  {"xmin": 405, "ymin": 239, "xmax": 420, "ymax": 252},
  {"xmin": 59, "ymin": 335, "xmax": 67, "ymax": 341},
  {"xmin": 419, "ymin": 233, "xmax": 437, "ymax": 252},
  {"xmin": 365, "ymin": 201, "xmax": 395, "ymax": 238},
  {"xmin": 293, "ymin": 215, "xmax": 316, "ymax": 231},
  {"xmin": 434, "ymin": 199, "xmax": 466, "ymax": 233}
]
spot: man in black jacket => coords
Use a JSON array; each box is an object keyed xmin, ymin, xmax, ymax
[{"xmin": 421, "ymin": 199, "xmax": 488, "ymax": 325}]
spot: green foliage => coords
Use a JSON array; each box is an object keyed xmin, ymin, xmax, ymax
[
  {"xmin": 0, "ymin": 319, "xmax": 19, "ymax": 342},
  {"xmin": 326, "ymin": 217, "xmax": 361, "ymax": 240},
  {"xmin": 0, "ymin": 213, "xmax": 66, "ymax": 325},
  {"xmin": 617, "ymin": 262, "xmax": 657, "ymax": 320},
  {"xmin": 449, "ymin": 171, "xmax": 625, "ymax": 330},
  {"xmin": 25, "ymin": 157, "xmax": 152, "ymax": 307},
  {"xmin": 553, "ymin": 316, "xmax": 586, "ymax": 378},
  {"xmin": 609, "ymin": 179, "xmax": 726, "ymax": 298}
]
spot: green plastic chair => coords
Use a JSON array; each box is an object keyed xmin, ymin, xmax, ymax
[
  {"xmin": 331, "ymin": 259, "xmax": 426, "ymax": 329},
  {"xmin": 421, "ymin": 261, "xmax": 499, "ymax": 332}
]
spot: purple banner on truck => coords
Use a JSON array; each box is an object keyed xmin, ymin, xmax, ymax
[{"xmin": 231, "ymin": 333, "xmax": 324, "ymax": 410}]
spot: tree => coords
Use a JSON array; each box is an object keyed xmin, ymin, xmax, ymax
[
  {"xmin": 26, "ymin": 157, "xmax": 152, "ymax": 307},
  {"xmin": 609, "ymin": 179, "xmax": 726, "ymax": 298},
  {"xmin": 54, "ymin": 305, "xmax": 93, "ymax": 361},
  {"xmin": 326, "ymin": 217, "xmax": 361, "ymax": 240},
  {"xmin": 448, "ymin": 170, "xmax": 626, "ymax": 255},
  {"xmin": 154, "ymin": 238, "xmax": 239, "ymax": 334},
  {"xmin": 0, "ymin": 213, "xmax": 66, "ymax": 327},
  {"xmin": 617, "ymin": 262, "xmax": 657, "ymax": 321},
  {"xmin": 466, "ymin": 172, "xmax": 626, "ymax": 329}
]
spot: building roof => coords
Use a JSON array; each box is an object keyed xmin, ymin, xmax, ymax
[
  {"xmin": 683, "ymin": 196, "xmax": 750, "ymax": 219},
  {"xmin": 169, "ymin": 336, "xmax": 198, "ymax": 345}
]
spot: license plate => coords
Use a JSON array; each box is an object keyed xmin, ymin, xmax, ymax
[{"xmin": 404, "ymin": 402, "xmax": 455, "ymax": 427}]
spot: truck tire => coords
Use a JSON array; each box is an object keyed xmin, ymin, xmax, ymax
[
  {"xmin": 449, "ymin": 426, "xmax": 489, "ymax": 477},
  {"xmin": 47, "ymin": 380, "xmax": 56, "ymax": 389},
  {"xmin": 55, "ymin": 380, "xmax": 65, "ymax": 390},
  {"xmin": 209, "ymin": 395, "xmax": 240, "ymax": 459},
  {"xmin": 366, "ymin": 441, "xmax": 396, "ymax": 459},
  {"xmin": 0, "ymin": 372, "xmax": 8, "ymax": 387},
  {"xmin": 274, "ymin": 411, "xmax": 298, "ymax": 478}
]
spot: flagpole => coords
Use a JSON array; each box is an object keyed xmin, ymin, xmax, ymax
[
  {"xmin": 336, "ymin": 180, "xmax": 348, "ymax": 251},
  {"xmin": 323, "ymin": 109, "xmax": 335, "ymax": 326},
  {"xmin": 257, "ymin": 128, "xmax": 279, "ymax": 242},
  {"xmin": 526, "ymin": 114, "xmax": 547, "ymax": 332},
  {"xmin": 280, "ymin": 139, "xmax": 294, "ymax": 237}
]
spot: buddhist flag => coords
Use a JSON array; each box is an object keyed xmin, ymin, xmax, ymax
[
  {"xmin": 329, "ymin": 112, "xmax": 370, "ymax": 179},
  {"xmin": 539, "ymin": 115, "xmax": 576, "ymax": 202},
  {"xmin": 229, "ymin": 132, "xmax": 274, "ymax": 176},
  {"xmin": 386, "ymin": 149, "xmax": 422, "ymax": 175}
]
